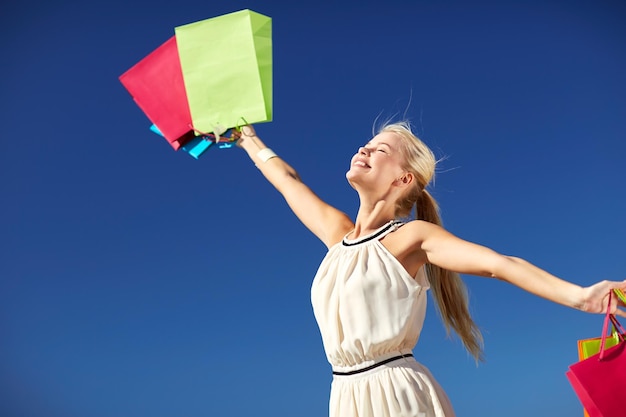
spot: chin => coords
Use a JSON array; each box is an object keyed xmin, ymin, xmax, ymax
[
  {"xmin": 346, "ymin": 169, "xmax": 358, "ymax": 182},
  {"xmin": 345, "ymin": 170, "xmax": 362, "ymax": 190}
]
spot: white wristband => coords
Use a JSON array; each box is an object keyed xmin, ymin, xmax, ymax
[{"xmin": 257, "ymin": 148, "xmax": 278, "ymax": 163}]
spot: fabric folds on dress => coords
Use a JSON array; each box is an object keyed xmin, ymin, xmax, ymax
[{"xmin": 311, "ymin": 221, "xmax": 454, "ymax": 417}]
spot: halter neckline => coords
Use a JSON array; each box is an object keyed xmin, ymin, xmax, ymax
[{"xmin": 342, "ymin": 220, "xmax": 403, "ymax": 246}]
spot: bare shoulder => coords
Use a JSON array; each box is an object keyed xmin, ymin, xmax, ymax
[
  {"xmin": 393, "ymin": 219, "xmax": 441, "ymax": 242},
  {"xmin": 382, "ymin": 220, "xmax": 445, "ymax": 256}
]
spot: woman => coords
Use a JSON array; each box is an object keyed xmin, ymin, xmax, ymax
[{"xmin": 235, "ymin": 121, "xmax": 625, "ymax": 417}]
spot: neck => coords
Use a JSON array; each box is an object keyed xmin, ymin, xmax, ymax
[{"xmin": 352, "ymin": 196, "xmax": 397, "ymax": 239}]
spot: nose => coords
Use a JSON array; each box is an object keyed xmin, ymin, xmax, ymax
[{"xmin": 358, "ymin": 146, "xmax": 369, "ymax": 155}]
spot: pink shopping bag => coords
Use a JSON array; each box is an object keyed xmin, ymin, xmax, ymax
[
  {"xmin": 566, "ymin": 292, "xmax": 626, "ymax": 417},
  {"xmin": 119, "ymin": 36, "xmax": 195, "ymax": 150}
]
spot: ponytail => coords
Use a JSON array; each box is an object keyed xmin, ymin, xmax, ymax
[
  {"xmin": 381, "ymin": 121, "xmax": 484, "ymax": 361},
  {"xmin": 417, "ymin": 190, "xmax": 484, "ymax": 362}
]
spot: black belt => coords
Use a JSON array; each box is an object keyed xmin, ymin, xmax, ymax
[{"xmin": 332, "ymin": 353, "xmax": 414, "ymax": 376}]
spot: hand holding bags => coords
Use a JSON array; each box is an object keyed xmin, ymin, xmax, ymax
[
  {"xmin": 566, "ymin": 291, "xmax": 626, "ymax": 417},
  {"xmin": 119, "ymin": 9, "xmax": 272, "ymax": 158}
]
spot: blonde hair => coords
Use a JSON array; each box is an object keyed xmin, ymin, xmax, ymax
[{"xmin": 380, "ymin": 121, "xmax": 484, "ymax": 361}]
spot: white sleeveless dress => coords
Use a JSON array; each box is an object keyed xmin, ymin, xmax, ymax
[{"xmin": 311, "ymin": 221, "xmax": 455, "ymax": 417}]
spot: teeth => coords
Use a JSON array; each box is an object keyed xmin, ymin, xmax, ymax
[{"xmin": 355, "ymin": 161, "xmax": 368, "ymax": 167}]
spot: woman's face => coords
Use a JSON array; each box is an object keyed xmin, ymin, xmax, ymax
[{"xmin": 346, "ymin": 131, "xmax": 408, "ymax": 193}]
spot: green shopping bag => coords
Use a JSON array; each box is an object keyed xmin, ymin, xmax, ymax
[
  {"xmin": 175, "ymin": 9, "xmax": 272, "ymax": 135},
  {"xmin": 578, "ymin": 328, "xmax": 622, "ymax": 360}
]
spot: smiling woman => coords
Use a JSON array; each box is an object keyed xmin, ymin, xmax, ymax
[{"xmin": 234, "ymin": 121, "xmax": 626, "ymax": 417}]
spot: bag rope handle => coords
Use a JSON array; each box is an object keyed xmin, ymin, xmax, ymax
[{"xmin": 599, "ymin": 291, "xmax": 625, "ymax": 361}]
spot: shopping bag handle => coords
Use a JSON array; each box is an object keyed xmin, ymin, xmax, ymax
[
  {"xmin": 186, "ymin": 117, "xmax": 251, "ymax": 148},
  {"xmin": 599, "ymin": 291, "xmax": 625, "ymax": 360}
]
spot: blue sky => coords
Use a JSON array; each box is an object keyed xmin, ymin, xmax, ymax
[{"xmin": 1, "ymin": 0, "xmax": 625, "ymax": 416}]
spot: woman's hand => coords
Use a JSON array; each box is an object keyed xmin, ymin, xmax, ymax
[
  {"xmin": 580, "ymin": 280, "xmax": 626, "ymax": 317},
  {"xmin": 235, "ymin": 124, "xmax": 258, "ymax": 148}
]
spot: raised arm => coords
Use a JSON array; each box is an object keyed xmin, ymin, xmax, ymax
[
  {"xmin": 237, "ymin": 125, "xmax": 353, "ymax": 248},
  {"xmin": 406, "ymin": 220, "xmax": 626, "ymax": 317}
]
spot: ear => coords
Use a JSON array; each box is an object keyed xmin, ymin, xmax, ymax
[{"xmin": 394, "ymin": 172, "xmax": 414, "ymax": 187}]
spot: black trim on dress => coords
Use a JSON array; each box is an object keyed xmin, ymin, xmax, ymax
[
  {"xmin": 332, "ymin": 353, "xmax": 414, "ymax": 376},
  {"xmin": 342, "ymin": 221, "xmax": 403, "ymax": 247}
]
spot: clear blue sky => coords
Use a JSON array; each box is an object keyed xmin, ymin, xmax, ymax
[{"xmin": 1, "ymin": 1, "xmax": 625, "ymax": 416}]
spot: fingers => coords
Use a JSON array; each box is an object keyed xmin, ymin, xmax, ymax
[
  {"xmin": 235, "ymin": 125, "xmax": 258, "ymax": 148},
  {"xmin": 608, "ymin": 285, "xmax": 626, "ymax": 317},
  {"xmin": 614, "ymin": 285, "xmax": 626, "ymax": 305},
  {"xmin": 240, "ymin": 124, "xmax": 256, "ymax": 137},
  {"xmin": 612, "ymin": 308, "xmax": 626, "ymax": 319}
]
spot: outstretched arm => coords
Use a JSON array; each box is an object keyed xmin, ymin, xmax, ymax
[
  {"xmin": 408, "ymin": 220, "xmax": 626, "ymax": 317},
  {"xmin": 237, "ymin": 125, "xmax": 353, "ymax": 248}
]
